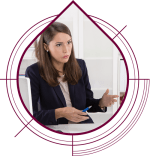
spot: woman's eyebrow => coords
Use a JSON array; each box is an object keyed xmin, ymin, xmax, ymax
[{"xmin": 55, "ymin": 39, "xmax": 72, "ymax": 44}]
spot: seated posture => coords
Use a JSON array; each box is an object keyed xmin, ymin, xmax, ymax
[{"xmin": 25, "ymin": 22, "xmax": 118, "ymax": 125}]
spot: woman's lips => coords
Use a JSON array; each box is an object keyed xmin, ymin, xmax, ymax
[{"xmin": 63, "ymin": 55, "xmax": 69, "ymax": 58}]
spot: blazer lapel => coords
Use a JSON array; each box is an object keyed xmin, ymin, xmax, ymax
[
  {"xmin": 53, "ymin": 85, "xmax": 66, "ymax": 107},
  {"xmin": 68, "ymin": 83, "xmax": 75, "ymax": 107}
]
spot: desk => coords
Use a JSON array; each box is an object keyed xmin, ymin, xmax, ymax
[{"xmin": 46, "ymin": 113, "xmax": 112, "ymax": 133}]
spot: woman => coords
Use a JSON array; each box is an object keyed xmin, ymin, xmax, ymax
[{"xmin": 25, "ymin": 22, "xmax": 119, "ymax": 125}]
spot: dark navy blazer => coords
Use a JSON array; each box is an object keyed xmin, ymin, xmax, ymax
[{"xmin": 25, "ymin": 59, "xmax": 107, "ymax": 125}]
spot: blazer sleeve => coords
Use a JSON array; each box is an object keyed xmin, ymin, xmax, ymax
[
  {"xmin": 25, "ymin": 66, "xmax": 58, "ymax": 125},
  {"xmin": 82, "ymin": 59, "xmax": 107, "ymax": 112}
]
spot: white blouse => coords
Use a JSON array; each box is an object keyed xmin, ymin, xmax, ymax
[{"xmin": 57, "ymin": 75, "xmax": 74, "ymax": 124}]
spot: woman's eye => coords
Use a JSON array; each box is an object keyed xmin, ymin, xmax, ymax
[
  {"xmin": 56, "ymin": 44, "xmax": 61, "ymax": 47},
  {"xmin": 68, "ymin": 41, "xmax": 72, "ymax": 44}
]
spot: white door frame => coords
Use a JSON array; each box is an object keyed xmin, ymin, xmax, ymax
[{"xmin": 113, "ymin": 45, "xmax": 120, "ymax": 114}]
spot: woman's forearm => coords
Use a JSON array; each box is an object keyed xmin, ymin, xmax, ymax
[{"xmin": 55, "ymin": 108, "xmax": 65, "ymax": 120}]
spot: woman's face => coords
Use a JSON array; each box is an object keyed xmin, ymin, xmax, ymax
[{"xmin": 48, "ymin": 32, "xmax": 72, "ymax": 65}]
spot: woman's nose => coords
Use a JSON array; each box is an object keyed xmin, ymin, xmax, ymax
[{"xmin": 63, "ymin": 45, "xmax": 69, "ymax": 53}]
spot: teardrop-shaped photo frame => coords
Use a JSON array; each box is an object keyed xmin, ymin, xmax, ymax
[{"xmin": 19, "ymin": 4, "xmax": 126, "ymax": 133}]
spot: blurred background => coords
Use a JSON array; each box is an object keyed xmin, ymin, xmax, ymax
[{"xmin": 19, "ymin": 4, "xmax": 127, "ymax": 115}]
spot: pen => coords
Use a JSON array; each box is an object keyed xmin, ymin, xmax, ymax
[{"xmin": 82, "ymin": 106, "xmax": 92, "ymax": 112}]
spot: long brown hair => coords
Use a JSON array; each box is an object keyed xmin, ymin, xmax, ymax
[{"xmin": 35, "ymin": 22, "xmax": 82, "ymax": 87}]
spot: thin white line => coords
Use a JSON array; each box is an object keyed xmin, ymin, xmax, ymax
[
  {"xmin": 92, "ymin": 88, "xmax": 113, "ymax": 90},
  {"xmin": 84, "ymin": 57, "xmax": 113, "ymax": 60}
]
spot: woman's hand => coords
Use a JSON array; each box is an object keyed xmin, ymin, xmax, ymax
[
  {"xmin": 55, "ymin": 107, "xmax": 89, "ymax": 123},
  {"xmin": 99, "ymin": 89, "xmax": 119, "ymax": 108}
]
